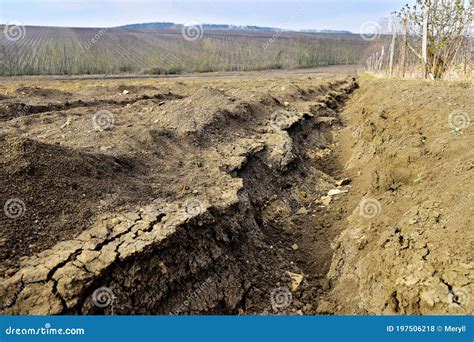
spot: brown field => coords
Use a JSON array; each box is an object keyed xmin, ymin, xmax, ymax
[{"xmin": 0, "ymin": 67, "xmax": 472, "ymax": 315}]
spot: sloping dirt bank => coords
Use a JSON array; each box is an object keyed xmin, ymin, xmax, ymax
[
  {"xmin": 0, "ymin": 75, "xmax": 358, "ymax": 314},
  {"xmin": 323, "ymin": 77, "xmax": 473, "ymax": 315}
]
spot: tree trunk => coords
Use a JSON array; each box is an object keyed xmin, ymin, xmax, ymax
[
  {"xmin": 400, "ymin": 15, "xmax": 408, "ymax": 78},
  {"xmin": 389, "ymin": 29, "xmax": 397, "ymax": 77},
  {"xmin": 422, "ymin": 0, "xmax": 430, "ymax": 78}
]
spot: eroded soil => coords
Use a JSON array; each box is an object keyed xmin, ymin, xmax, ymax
[
  {"xmin": 325, "ymin": 77, "xmax": 473, "ymax": 315},
  {"xmin": 0, "ymin": 71, "xmax": 472, "ymax": 315}
]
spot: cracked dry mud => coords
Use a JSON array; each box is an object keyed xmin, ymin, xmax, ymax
[{"xmin": 0, "ymin": 72, "xmax": 472, "ymax": 315}]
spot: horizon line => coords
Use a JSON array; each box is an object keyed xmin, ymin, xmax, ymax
[{"xmin": 0, "ymin": 21, "xmax": 355, "ymax": 33}]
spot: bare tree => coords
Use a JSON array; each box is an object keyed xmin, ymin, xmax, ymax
[
  {"xmin": 397, "ymin": 0, "xmax": 473, "ymax": 79},
  {"xmin": 422, "ymin": 0, "xmax": 430, "ymax": 77},
  {"xmin": 389, "ymin": 18, "xmax": 400, "ymax": 77},
  {"xmin": 400, "ymin": 15, "xmax": 409, "ymax": 77}
]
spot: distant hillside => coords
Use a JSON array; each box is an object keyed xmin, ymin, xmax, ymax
[
  {"xmin": 0, "ymin": 25, "xmax": 366, "ymax": 76},
  {"xmin": 120, "ymin": 22, "xmax": 278, "ymax": 32},
  {"xmin": 120, "ymin": 22, "xmax": 354, "ymax": 34},
  {"xmin": 302, "ymin": 29, "xmax": 353, "ymax": 34}
]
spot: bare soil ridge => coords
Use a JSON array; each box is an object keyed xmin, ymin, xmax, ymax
[
  {"xmin": 1, "ymin": 73, "xmax": 472, "ymax": 315},
  {"xmin": 1, "ymin": 75, "xmax": 357, "ymax": 314}
]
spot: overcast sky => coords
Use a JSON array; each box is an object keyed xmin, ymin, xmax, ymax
[{"xmin": 0, "ymin": 0, "xmax": 412, "ymax": 32}]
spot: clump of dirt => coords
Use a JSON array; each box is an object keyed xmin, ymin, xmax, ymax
[{"xmin": 159, "ymin": 87, "xmax": 245, "ymax": 134}]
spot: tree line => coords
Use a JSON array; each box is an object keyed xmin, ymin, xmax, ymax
[{"xmin": 366, "ymin": 0, "xmax": 473, "ymax": 80}]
